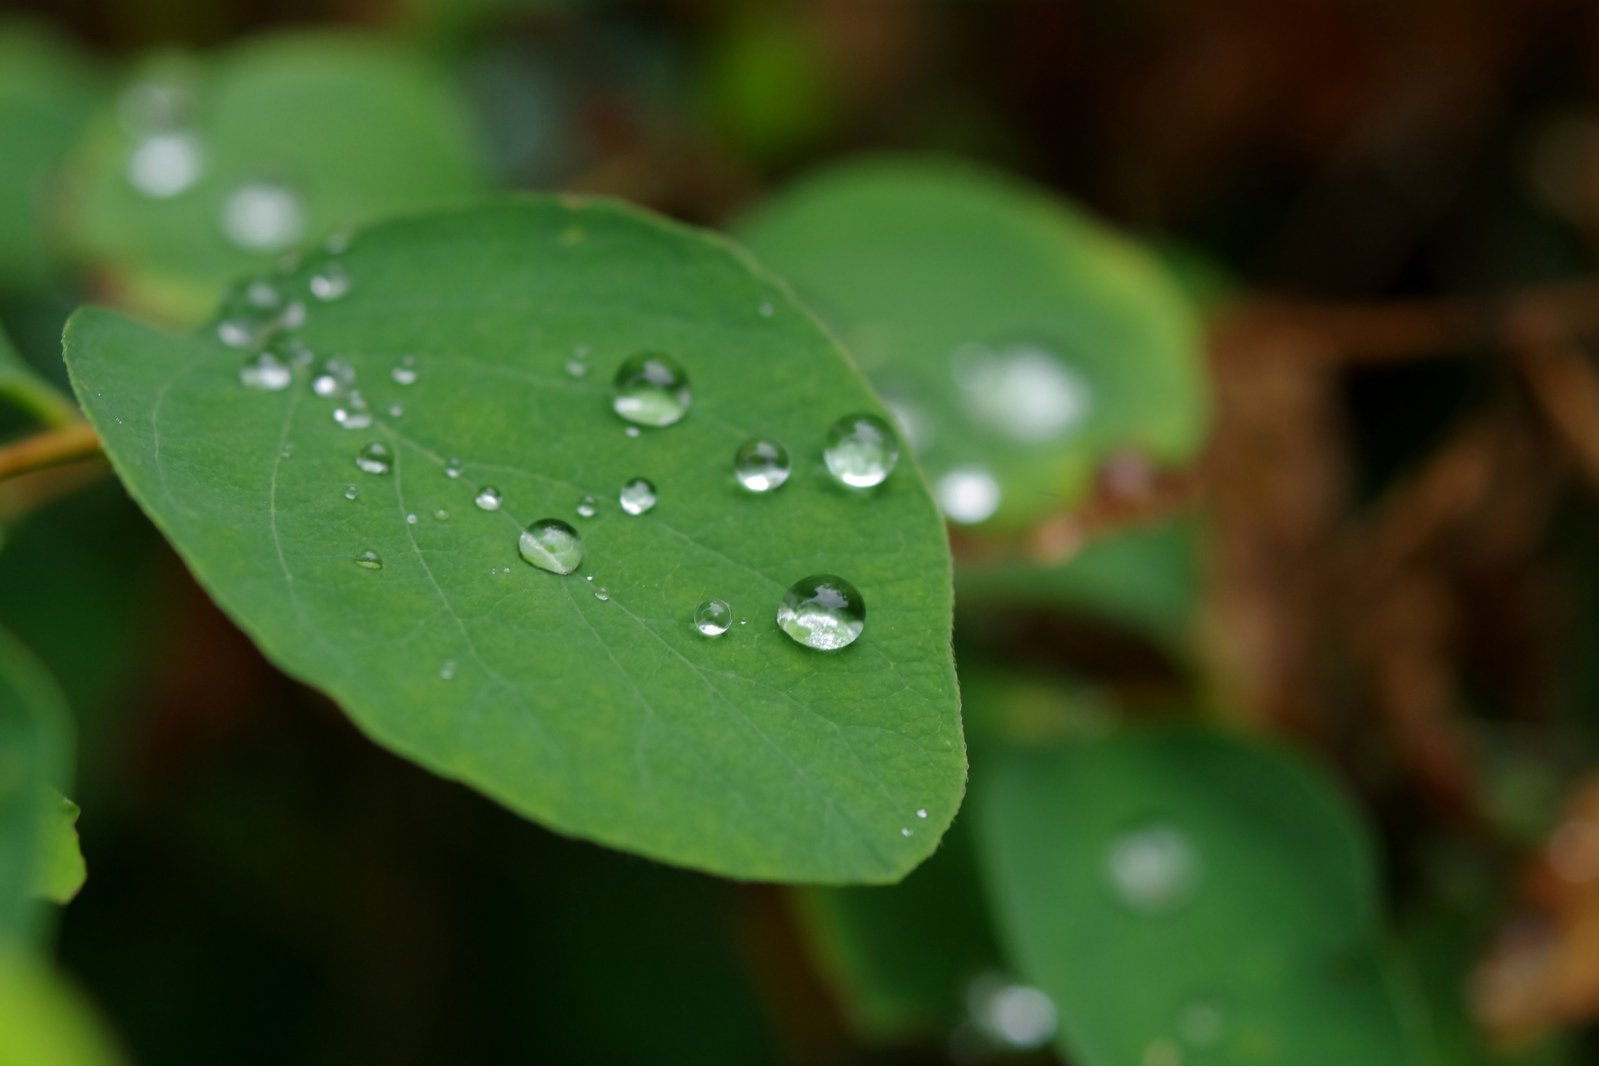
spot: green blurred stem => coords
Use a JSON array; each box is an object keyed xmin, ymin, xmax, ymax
[
  {"xmin": 0, "ymin": 422, "xmax": 101, "ymax": 482},
  {"xmin": 0, "ymin": 371, "xmax": 79, "ymax": 430}
]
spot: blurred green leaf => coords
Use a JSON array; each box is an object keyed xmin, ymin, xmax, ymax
[
  {"xmin": 0, "ymin": 625, "xmax": 70, "ymax": 943},
  {"xmin": 0, "ymin": 20, "xmax": 100, "ymax": 292},
  {"xmin": 0, "ymin": 320, "xmax": 76, "ymax": 427},
  {"xmin": 701, "ymin": 11, "xmax": 839, "ymax": 165},
  {"xmin": 0, "ymin": 949, "xmax": 122, "ymax": 1066},
  {"xmin": 62, "ymin": 33, "xmax": 488, "ymax": 319},
  {"xmin": 30, "ymin": 792, "xmax": 85, "ymax": 906},
  {"xmin": 974, "ymin": 725, "xmax": 1429, "ymax": 1066},
  {"xmin": 737, "ymin": 156, "xmax": 1209, "ymax": 529},
  {"xmin": 65, "ymin": 197, "xmax": 964, "ymax": 884}
]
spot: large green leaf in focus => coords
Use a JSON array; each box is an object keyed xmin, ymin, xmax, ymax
[
  {"xmin": 0, "ymin": 950, "xmax": 122, "ymax": 1066},
  {"xmin": 65, "ymin": 197, "xmax": 964, "ymax": 884},
  {"xmin": 975, "ymin": 726, "xmax": 1428, "ymax": 1066},
  {"xmin": 736, "ymin": 157, "xmax": 1209, "ymax": 529},
  {"xmin": 62, "ymin": 34, "xmax": 487, "ymax": 318},
  {"xmin": 0, "ymin": 626, "xmax": 70, "ymax": 942},
  {"xmin": 0, "ymin": 21, "xmax": 100, "ymax": 292}
]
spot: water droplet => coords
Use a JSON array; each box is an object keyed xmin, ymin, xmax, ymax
[
  {"xmin": 386, "ymin": 403, "xmax": 403, "ymax": 418},
  {"xmin": 594, "ymin": 587, "xmax": 611, "ymax": 602},
  {"xmin": 936, "ymin": 466, "xmax": 1002, "ymax": 525},
  {"xmin": 900, "ymin": 827, "xmax": 913, "ymax": 838},
  {"xmin": 618, "ymin": 478, "xmax": 657, "ymax": 515},
  {"xmin": 967, "ymin": 974, "xmax": 1057, "ymax": 1051},
  {"xmin": 309, "ymin": 260, "xmax": 350, "ymax": 301},
  {"xmin": 624, "ymin": 426, "xmax": 641, "ymax": 439},
  {"xmin": 576, "ymin": 495, "xmax": 598, "ymax": 518},
  {"xmin": 278, "ymin": 442, "xmax": 295, "ymax": 459},
  {"xmin": 758, "ymin": 300, "xmax": 774, "ymax": 318},
  {"xmin": 126, "ymin": 131, "xmax": 203, "ymax": 198},
  {"xmin": 611, "ymin": 353, "xmax": 691, "ymax": 427},
  {"xmin": 916, "ymin": 808, "xmax": 928, "ymax": 819},
  {"xmin": 518, "ymin": 519, "xmax": 583, "ymax": 575},
  {"xmin": 444, "ymin": 457, "xmax": 463, "ymax": 479},
  {"xmin": 355, "ymin": 442, "xmax": 392, "ymax": 475},
  {"xmin": 1105, "ymin": 823, "xmax": 1199, "ymax": 912},
  {"xmin": 333, "ymin": 390, "xmax": 373, "ymax": 430},
  {"xmin": 694, "ymin": 598, "xmax": 733, "ymax": 637},
  {"xmin": 824, "ymin": 414, "xmax": 899, "ymax": 488},
  {"xmin": 474, "ymin": 486, "xmax": 503, "ymax": 511},
  {"xmin": 311, "ymin": 357, "xmax": 355, "ymax": 397},
  {"xmin": 734, "ymin": 439, "xmax": 791, "ymax": 492},
  {"xmin": 1177, "ymin": 997, "xmax": 1225, "ymax": 1047},
  {"xmin": 239, "ymin": 350, "xmax": 291, "ymax": 391},
  {"xmin": 953, "ymin": 341, "xmax": 1090, "ymax": 444},
  {"xmin": 433, "ymin": 509, "xmax": 449, "ymax": 521},
  {"xmin": 391, "ymin": 356, "xmax": 418, "ymax": 386},
  {"xmin": 354, "ymin": 549, "xmax": 383, "ymax": 570},
  {"xmin": 439, "ymin": 659, "xmax": 457, "ymax": 680},
  {"xmin": 216, "ymin": 277, "xmax": 292, "ymax": 349},
  {"xmin": 343, "ymin": 484, "xmax": 357, "ymax": 501},
  {"xmin": 776, "ymin": 575, "xmax": 865, "ymax": 651},
  {"xmin": 405, "ymin": 512, "xmax": 418, "ymax": 525},
  {"xmin": 564, "ymin": 358, "xmax": 588, "ymax": 378},
  {"xmin": 220, "ymin": 181, "xmax": 305, "ymax": 252}
]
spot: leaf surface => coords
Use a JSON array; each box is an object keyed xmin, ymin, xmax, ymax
[{"xmin": 66, "ymin": 197, "xmax": 965, "ymax": 883}]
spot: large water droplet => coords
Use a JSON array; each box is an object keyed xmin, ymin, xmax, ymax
[
  {"xmin": 966, "ymin": 974, "xmax": 1058, "ymax": 1051},
  {"xmin": 694, "ymin": 599, "xmax": 733, "ymax": 637},
  {"xmin": 309, "ymin": 260, "xmax": 350, "ymax": 301},
  {"xmin": 611, "ymin": 353, "xmax": 691, "ymax": 427},
  {"xmin": 618, "ymin": 478, "xmax": 657, "ymax": 515},
  {"xmin": 239, "ymin": 350, "xmax": 291, "ymax": 392},
  {"xmin": 953, "ymin": 341, "xmax": 1090, "ymax": 444},
  {"xmin": 776, "ymin": 574, "xmax": 866, "ymax": 650},
  {"xmin": 734, "ymin": 439, "xmax": 791, "ymax": 492},
  {"xmin": 126, "ymin": 131, "xmax": 203, "ymax": 199},
  {"xmin": 518, "ymin": 519, "xmax": 583, "ymax": 575},
  {"xmin": 355, "ymin": 441, "xmax": 392, "ymax": 475},
  {"xmin": 391, "ymin": 355, "xmax": 418, "ymax": 386},
  {"xmin": 823, "ymin": 415, "xmax": 899, "ymax": 488},
  {"xmin": 220, "ymin": 181, "xmax": 306, "ymax": 252},
  {"xmin": 1104, "ymin": 823, "xmax": 1199, "ymax": 912},
  {"xmin": 576, "ymin": 495, "xmax": 598, "ymax": 518},
  {"xmin": 474, "ymin": 486, "xmax": 502, "ymax": 511},
  {"xmin": 936, "ymin": 466, "xmax": 1002, "ymax": 525},
  {"xmin": 354, "ymin": 549, "xmax": 383, "ymax": 570}
]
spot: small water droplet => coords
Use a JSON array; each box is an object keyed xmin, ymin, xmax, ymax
[
  {"xmin": 216, "ymin": 277, "xmax": 292, "ymax": 349},
  {"xmin": 564, "ymin": 358, "xmax": 589, "ymax": 378},
  {"xmin": 444, "ymin": 457, "xmax": 463, "ymax": 479},
  {"xmin": 405, "ymin": 512, "xmax": 418, "ymax": 525},
  {"xmin": 391, "ymin": 356, "xmax": 418, "ymax": 386},
  {"xmin": 1105, "ymin": 823, "xmax": 1199, "ymax": 913},
  {"xmin": 611, "ymin": 353, "xmax": 691, "ymax": 427},
  {"xmin": 126, "ymin": 130, "xmax": 204, "ymax": 198},
  {"xmin": 734, "ymin": 439, "xmax": 791, "ymax": 492},
  {"xmin": 333, "ymin": 390, "xmax": 372, "ymax": 430},
  {"xmin": 279, "ymin": 442, "xmax": 295, "ymax": 459},
  {"xmin": 575, "ymin": 495, "xmax": 598, "ymax": 518},
  {"xmin": 343, "ymin": 484, "xmax": 357, "ymax": 501},
  {"xmin": 594, "ymin": 587, "xmax": 610, "ymax": 602},
  {"xmin": 824, "ymin": 414, "xmax": 899, "ymax": 488},
  {"xmin": 518, "ymin": 519, "xmax": 583, "ymax": 575},
  {"xmin": 439, "ymin": 659, "xmax": 457, "ymax": 680},
  {"xmin": 758, "ymin": 300, "xmax": 774, "ymax": 318},
  {"xmin": 387, "ymin": 403, "xmax": 403, "ymax": 418},
  {"xmin": 354, "ymin": 549, "xmax": 383, "ymax": 570},
  {"xmin": 900, "ymin": 827, "xmax": 913, "ymax": 838},
  {"xmin": 776, "ymin": 575, "xmax": 865, "ymax": 650},
  {"xmin": 311, "ymin": 357, "xmax": 355, "ymax": 398},
  {"xmin": 618, "ymin": 478, "xmax": 657, "ymax": 516},
  {"xmin": 936, "ymin": 466, "xmax": 1002, "ymax": 525},
  {"xmin": 624, "ymin": 426, "xmax": 640, "ymax": 438},
  {"xmin": 309, "ymin": 260, "xmax": 350, "ymax": 301},
  {"xmin": 355, "ymin": 441, "xmax": 392, "ymax": 475},
  {"xmin": 694, "ymin": 598, "xmax": 733, "ymax": 637},
  {"xmin": 474, "ymin": 486, "xmax": 502, "ymax": 511},
  {"xmin": 239, "ymin": 350, "xmax": 292, "ymax": 391},
  {"xmin": 433, "ymin": 509, "xmax": 449, "ymax": 521},
  {"xmin": 916, "ymin": 808, "xmax": 928, "ymax": 819},
  {"xmin": 220, "ymin": 181, "xmax": 305, "ymax": 252},
  {"xmin": 953, "ymin": 341, "xmax": 1091, "ymax": 444}
]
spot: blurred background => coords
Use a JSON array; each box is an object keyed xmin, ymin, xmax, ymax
[{"xmin": 6, "ymin": 0, "xmax": 1599, "ymax": 1062}]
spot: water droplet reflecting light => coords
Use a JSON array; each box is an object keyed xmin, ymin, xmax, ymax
[
  {"xmin": 776, "ymin": 574, "xmax": 866, "ymax": 650},
  {"xmin": 518, "ymin": 519, "xmax": 583, "ymax": 575},
  {"xmin": 824, "ymin": 415, "xmax": 899, "ymax": 488}
]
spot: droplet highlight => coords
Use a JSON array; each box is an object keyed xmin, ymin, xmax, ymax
[
  {"xmin": 776, "ymin": 574, "xmax": 866, "ymax": 651},
  {"xmin": 618, "ymin": 478, "xmax": 657, "ymax": 515},
  {"xmin": 695, "ymin": 599, "xmax": 733, "ymax": 637},
  {"xmin": 823, "ymin": 414, "xmax": 899, "ymax": 488},
  {"xmin": 474, "ymin": 486, "xmax": 503, "ymax": 512},
  {"xmin": 576, "ymin": 495, "xmax": 598, "ymax": 518},
  {"xmin": 1105, "ymin": 823, "xmax": 1199, "ymax": 913}
]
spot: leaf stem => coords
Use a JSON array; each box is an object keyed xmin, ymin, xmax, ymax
[{"xmin": 0, "ymin": 422, "xmax": 103, "ymax": 482}]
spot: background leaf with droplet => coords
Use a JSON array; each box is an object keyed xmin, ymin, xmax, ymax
[
  {"xmin": 64, "ymin": 197, "xmax": 965, "ymax": 884},
  {"xmin": 736, "ymin": 156, "xmax": 1209, "ymax": 530},
  {"xmin": 974, "ymin": 725, "xmax": 1429, "ymax": 1066},
  {"xmin": 61, "ymin": 33, "xmax": 488, "ymax": 320}
]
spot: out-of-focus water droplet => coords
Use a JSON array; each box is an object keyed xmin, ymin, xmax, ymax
[
  {"xmin": 405, "ymin": 513, "xmax": 419, "ymax": 525},
  {"xmin": 734, "ymin": 439, "xmax": 791, "ymax": 492},
  {"xmin": 439, "ymin": 659, "xmax": 457, "ymax": 680},
  {"xmin": 220, "ymin": 181, "xmax": 305, "ymax": 252},
  {"xmin": 966, "ymin": 973, "xmax": 1057, "ymax": 1051},
  {"xmin": 126, "ymin": 131, "xmax": 203, "ymax": 198},
  {"xmin": 576, "ymin": 495, "xmax": 598, "ymax": 518},
  {"xmin": 694, "ymin": 598, "xmax": 733, "ymax": 637},
  {"xmin": 952, "ymin": 341, "xmax": 1090, "ymax": 444},
  {"xmin": 354, "ymin": 549, "xmax": 383, "ymax": 570},
  {"xmin": 433, "ymin": 509, "xmax": 449, "ymax": 521},
  {"xmin": 474, "ymin": 486, "xmax": 502, "ymax": 511},
  {"xmin": 618, "ymin": 478, "xmax": 657, "ymax": 515},
  {"xmin": 936, "ymin": 466, "xmax": 1002, "ymax": 525},
  {"xmin": 239, "ymin": 350, "xmax": 291, "ymax": 392},
  {"xmin": 1105, "ymin": 823, "xmax": 1199, "ymax": 912},
  {"xmin": 758, "ymin": 300, "xmax": 774, "ymax": 318},
  {"xmin": 217, "ymin": 278, "xmax": 291, "ymax": 349},
  {"xmin": 611, "ymin": 353, "xmax": 691, "ymax": 427},
  {"xmin": 442, "ymin": 457, "xmax": 463, "ymax": 479},
  {"xmin": 824, "ymin": 414, "xmax": 899, "ymax": 488},
  {"xmin": 916, "ymin": 808, "xmax": 928, "ymax": 819},
  {"xmin": 564, "ymin": 356, "xmax": 588, "ymax": 378},
  {"xmin": 776, "ymin": 574, "xmax": 866, "ymax": 650},
  {"xmin": 311, "ymin": 356, "xmax": 355, "ymax": 397},
  {"xmin": 518, "ymin": 519, "xmax": 583, "ymax": 575},
  {"xmin": 386, "ymin": 403, "xmax": 403, "ymax": 418},
  {"xmin": 279, "ymin": 442, "xmax": 295, "ymax": 459},
  {"xmin": 355, "ymin": 441, "xmax": 392, "ymax": 475},
  {"xmin": 323, "ymin": 227, "xmax": 352, "ymax": 254},
  {"xmin": 1177, "ymin": 997, "xmax": 1225, "ymax": 1047},
  {"xmin": 391, "ymin": 356, "xmax": 418, "ymax": 386},
  {"xmin": 900, "ymin": 827, "xmax": 913, "ymax": 838},
  {"xmin": 594, "ymin": 587, "xmax": 610, "ymax": 602},
  {"xmin": 309, "ymin": 260, "xmax": 350, "ymax": 301},
  {"xmin": 343, "ymin": 484, "xmax": 357, "ymax": 501},
  {"xmin": 333, "ymin": 390, "xmax": 372, "ymax": 430},
  {"xmin": 624, "ymin": 426, "xmax": 641, "ymax": 439}
]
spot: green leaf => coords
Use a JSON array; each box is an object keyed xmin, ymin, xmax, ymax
[
  {"xmin": 0, "ymin": 625, "xmax": 70, "ymax": 942},
  {"xmin": 0, "ymin": 949, "xmax": 122, "ymax": 1066},
  {"xmin": 0, "ymin": 319, "xmax": 76, "ymax": 427},
  {"xmin": 736, "ymin": 156, "xmax": 1209, "ymax": 529},
  {"xmin": 30, "ymin": 792, "xmax": 84, "ymax": 905},
  {"xmin": 65, "ymin": 197, "xmax": 965, "ymax": 884},
  {"xmin": 974, "ymin": 726, "xmax": 1429, "ymax": 1066},
  {"xmin": 62, "ymin": 33, "xmax": 487, "ymax": 318},
  {"xmin": 0, "ymin": 20, "xmax": 100, "ymax": 291}
]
